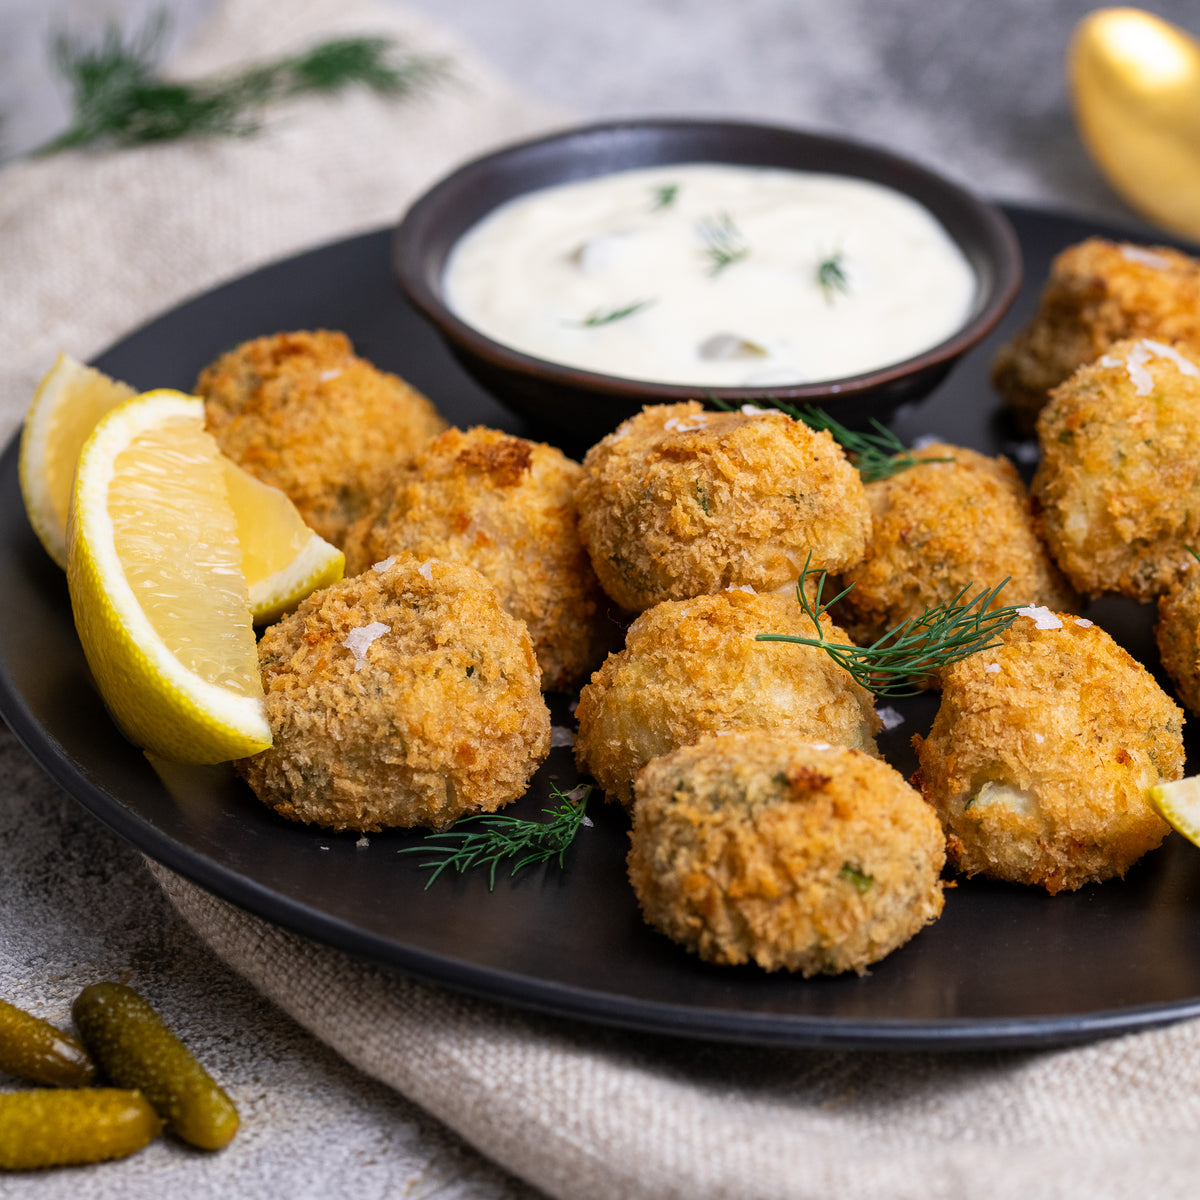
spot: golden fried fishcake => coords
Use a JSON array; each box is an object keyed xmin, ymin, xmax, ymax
[
  {"xmin": 628, "ymin": 732, "xmax": 945, "ymax": 975},
  {"xmin": 1032, "ymin": 337, "xmax": 1200, "ymax": 601},
  {"xmin": 576, "ymin": 402, "xmax": 870, "ymax": 612},
  {"xmin": 1156, "ymin": 562, "xmax": 1200, "ymax": 716},
  {"xmin": 236, "ymin": 555, "xmax": 550, "ymax": 832},
  {"xmin": 574, "ymin": 589, "xmax": 880, "ymax": 809},
  {"xmin": 198, "ymin": 330, "xmax": 446, "ymax": 547},
  {"xmin": 343, "ymin": 426, "xmax": 617, "ymax": 692},
  {"xmin": 992, "ymin": 238, "xmax": 1200, "ymax": 431},
  {"xmin": 837, "ymin": 443, "xmax": 1077, "ymax": 647},
  {"xmin": 913, "ymin": 609, "xmax": 1184, "ymax": 894}
]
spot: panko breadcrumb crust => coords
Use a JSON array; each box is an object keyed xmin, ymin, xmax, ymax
[
  {"xmin": 913, "ymin": 611, "xmax": 1183, "ymax": 894},
  {"xmin": 574, "ymin": 589, "xmax": 880, "ymax": 809},
  {"xmin": 576, "ymin": 402, "xmax": 870, "ymax": 612},
  {"xmin": 198, "ymin": 330, "xmax": 446, "ymax": 548},
  {"xmin": 991, "ymin": 238, "xmax": 1200, "ymax": 431},
  {"xmin": 837, "ymin": 442, "xmax": 1076, "ymax": 646},
  {"xmin": 627, "ymin": 732, "xmax": 945, "ymax": 975},
  {"xmin": 343, "ymin": 426, "xmax": 618, "ymax": 691},
  {"xmin": 1032, "ymin": 337, "xmax": 1200, "ymax": 601},
  {"xmin": 1157, "ymin": 563, "xmax": 1200, "ymax": 716},
  {"xmin": 236, "ymin": 555, "xmax": 550, "ymax": 832}
]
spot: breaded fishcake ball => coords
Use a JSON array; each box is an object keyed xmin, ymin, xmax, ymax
[
  {"xmin": 992, "ymin": 238, "xmax": 1200, "ymax": 431},
  {"xmin": 1032, "ymin": 337, "xmax": 1200, "ymax": 601},
  {"xmin": 343, "ymin": 426, "xmax": 616, "ymax": 691},
  {"xmin": 913, "ymin": 609, "xmax": 1184, "ymax": 894},
  {"xmin": 575, "ymin": 589, "xmax": 880, "ymax": 808},
  {"xmin": 838, "ymin": 443, "xmax": 1076, "ymax": 646},
  {"xmin": 198, "ymin": 330, "xmax": 446, "ymax": 547},
  {"xmin": 627, "ymin": 732, "xmax": 945, "ymax": 975},
  {"xmin": 1156, "ymin": 561, "xmax": 1200, "ymax": 715},
  {"xmin": 576, "ymin": 402, "xmax": 870, "ymax": 612},
  {"xmin": 237, "ymin": 555, "xmax": 550, "ymax": 831}
]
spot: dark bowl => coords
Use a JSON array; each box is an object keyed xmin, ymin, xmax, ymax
[{"xmin": 393, "ymin": 118, "xmax": 1022, "ymax": 445}]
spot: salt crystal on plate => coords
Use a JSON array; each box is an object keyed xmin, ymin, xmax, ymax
[
  {"xmin": 877, "ymin": 706, "xmax": 905, "ymax": 730},
  {"xmin": 551, "ymin": 726, "xmax": 575, "ymax": 748}
]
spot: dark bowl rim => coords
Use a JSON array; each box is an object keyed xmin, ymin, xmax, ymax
[{"xmin": 392, "ymin": 116, "xmax": 1023, "ymax": 405}]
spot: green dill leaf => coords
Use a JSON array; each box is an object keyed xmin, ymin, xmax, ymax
[
  {"xmin": 839, "ymin": 863, "xmax": 874, "ymax": 893},
  {"xmin": 694, "ymin": 479, "xmax": 710, "ymax": 514},
  {"xmin": 756, "ymin": 552, "xmax": 1020, "ymax": 697},
  {"xmin": 697, "ymin": 212, "xmax": 749, "ymax": 275},
  {"xmin": 817, "ymin": 251, "xmax": 850, "ymax": 303},
  {"xmin": 570, "ymin": 298, "xmax": 655, "ymax": 327},
  {"xmin": 651, "ymin": 183, "xmax": 679, "ymax": 210},
  {"xmin": 37, "ymin": 14, "xmax": 444, "ymax": 155},
  {"xmin": 398, "ymin": 784, "xmax": 591, "ymax": 890}
]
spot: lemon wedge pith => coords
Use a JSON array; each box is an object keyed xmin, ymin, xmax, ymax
[
  {"xmin": 19, "ymin": 353, "xmax": 136, "ymax": 568},
  {"xmin": 1148, "ymin": 776, "xmax": 1200, "ymax": 848},
  {"xmin": 67, "ymin": 390, "xmax": 271, "ymax": 764}
]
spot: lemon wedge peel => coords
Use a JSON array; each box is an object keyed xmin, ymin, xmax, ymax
[
  {"xmin": 67, "ymin": 390, "xmax": 271, "ymax": 765},
  {"xmin": 19, "ymin": 353, "xmax": 136, "ymax": 568},
  {"xmin": 220, "ymin": 460, "xmax": 344, "ymax": 624},
  {"xmin": 1147, "ymin": 776, "xmax": 1200, "ymax": 849}
]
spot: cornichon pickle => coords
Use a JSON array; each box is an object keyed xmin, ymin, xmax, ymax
[
  {"xmin": 72, "ymin": 982, "xmax": 239, "ymax": 1150},
  {"xmin": 0, "ymin": 1088, "xmax": 160, "ymax": 1170},
  {"xmin": 0, "ymin": 996, "xmax": 97, "ymax": 1087}
]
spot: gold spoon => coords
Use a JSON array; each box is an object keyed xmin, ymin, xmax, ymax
[{"xmin": 1069, "ymin": 7, "xmax": 1200, "ymax": 239}]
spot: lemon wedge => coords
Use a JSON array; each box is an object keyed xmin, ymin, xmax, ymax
[
  {"xmin": 67, "ymin": 390, "xmax": 271, "ymax": 764},
  {"xmin": 1147, "ymin": 776, "xmax": 1200, "ymax": 847},
  {"xmin": 19, "ymin": 353, "xmax": 136, "ymax": 568},
  {"xmin": 222, "ymin": 461, "xmax": 344, "ymax": 625}
]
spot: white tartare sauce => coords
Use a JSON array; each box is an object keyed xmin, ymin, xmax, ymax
[{"xmin": 442, "ymin": 163, "xmax": 977, "ymax": 387}]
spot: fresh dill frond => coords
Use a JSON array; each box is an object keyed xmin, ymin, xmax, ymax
[
  {"xmin": 570, "ymin": 299, "xmax": 655, "ymax": 328},
  {"xmin": 756, "ymin": 554, "xmax": 1020, "ymax": 697},
  {"xmin": 816, "ymin": 250, "xmax": 850, "ymax": 303},
  {"xmin": 38, "ymin": 13, "xmax": 444, "ymax": 154},
  {"xmin": 697, "ymin": 212, "xmax": 749, "ymax": 275},
  {"xmin": 839, "ymin": 863, "xmax": 874, "ymax": 893},
  {"xmin": 399, "ymin": 784, "xmax": 592, "ymax": 890},
  {"xmin": 651, "ymin": 183, "xmax": 679, "ymax": 210}
]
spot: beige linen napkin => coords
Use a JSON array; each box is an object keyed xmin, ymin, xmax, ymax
[{"xmin": 6, "ymin": 1, "xmax": 1200, "ymax": 1197}]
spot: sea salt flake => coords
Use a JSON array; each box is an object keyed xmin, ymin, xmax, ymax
[
  {"xmin": 1006, "ymin": 440, "xmax": 1040, "ymax": 465},
  {"xmin": 1120, "ymin": 244, "xmax": 1171, "ymax": 269},
  {"xmin": 725, "ymin": 583, "xmax": 756, "ymax": 594},
  {"xmin": 1074, "ymin": 617, "xmax": 1094, "ymax": 628},
  {"xmin": 564, "ymin": 784, "xmax": 590, "ymax": 802},
  {"xmin": 318, "ymin": 368, "xmax": 343, "ymax": 382},
  {"xmin": 911, "ymin": 433, "xmax": 944, "ymax": 451},
  {"xmin": 810, "ymin": 742, "xmax": 832, "ymax": 751},
  {"xmin": 1017, "ymin": 605, "xmax": 1062, "ymax": 630},
  {"xmin": 664, "ymin": 413, "xmax": 709, "ymax": 433},
  {"xmin": 741, "ymin": 403, "xmax": 771, "ymax": 416},
  {"xmin": 371, "ymin": 556, "xmax": 396, "ymax": 573},
  {"xmin": 1034, "ymin": 733, "xmax": 1045, "ymax": 744},
  {"xmin": 355, "ymin": 836, "xmax": 370, "ymax": 849},
  {"xmin": 551, "ymin": 726, "xmax": 575, "ymax": 748},
  {"xmin": 580, "ymin": 816, "xmax": 595, "ymax": 828},
  {"xmin": 877, "ymin": 706, "xmax": 905, "ymax": 730},
  {"xmin": 418, "ymin": 561, "xmax": 434, "ymax": 581},
  {"xmin": 342, "ymin": 622, "xmax": 389, "ymax": 670},
  {"xmin": 1101, "ymin": 339, "xmax": 1199, "ymax": 395},
  {"xmin": 985, "ymin": 663, "xmax": 1000, "ymax": 674}
]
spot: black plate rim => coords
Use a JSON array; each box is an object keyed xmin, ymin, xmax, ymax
[{"xmin": 5, "ymin": 201, "xmax": 1200, "ymax": 1052}]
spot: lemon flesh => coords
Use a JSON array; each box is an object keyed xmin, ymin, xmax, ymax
[
  {"xmin": 19, "ymin": 353, "xmax": 136, "ymax": 568},
  {"xmin": 1148, "ymin": 776, "xmax": 1200, "ymax": 848},
  {"xmin": 222, "ymin": 461, "xmax": 344, "ymax": 624},
  {"xmin": 67, "ymin": 390, "xmax": 271, "ymax": 764}
]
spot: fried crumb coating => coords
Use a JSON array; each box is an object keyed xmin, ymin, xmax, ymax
[
  {"xmin": 198, "ymin": 330, "xmax": 446, "ymax": 547},
  {"xmin": 236, "ymin": 555, "xmax": 550, "ymax": 832},
  {"xmin": 343, "ymin": 426, "xmax": 618, "ymax": 692},
  {"xmin": 576, "ymin": 402, "xmax": 870, "ymax": 613},
  {"xmin": 913, "ymin": 610, "xmax": 1183, "ymax": 894},
  {"xmin": 991, "ymin": 238, "xmax": 1200, "ymax": 431},
  {"xmin": 1032, "ymin": 337, "xmax": 1200, "ymax": 601},
  {"xmin": 1156, "ymin": 561, "xmax": 1200, "ymax": 716},
  {"xmin": 574, "ymin": 589, "xmax": 880, "ymax": 809},
  {"xmin": 627, "ymin": 732, "xmax": 945, "ymax": 975},
  {"xmin": 837, "ymin": 443, "xmax": 1077, "ymax": 647}
]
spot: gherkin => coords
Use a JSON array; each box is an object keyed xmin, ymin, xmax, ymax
[{"xmin": 0, "ymin": 996, "xmax": 97, "ymax": 1087}]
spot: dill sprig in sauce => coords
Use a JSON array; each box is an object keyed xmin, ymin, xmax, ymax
[
  {"xmin": 757, "ymin": 555, "xmax": 1020, "ymax": 697},
  {"xmin": 697, "ymin": 212, "xmax": 749, "ymax": 275},
  {"xmin": 399, "ymin": 784, "xmax": 592, "ymax": 889},
  {"xmin": 571, "ymin": 299, "xmax": 655, "ymax": 328},
  {"xmin": 651, "ymin": 183, "xmax": 679, "ymax": 211},
  {"xmin": 816, "ymin": 251, "xmax": 850, "ymax": 303},
  {"xmin": 38, "ymin": 12, "xmax": 444, "ymax": 154}
]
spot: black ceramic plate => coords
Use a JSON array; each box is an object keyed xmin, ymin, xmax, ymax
[{"xmin": 4, "ymin": 204, "xmax": 1200, "ymax": 1052}]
